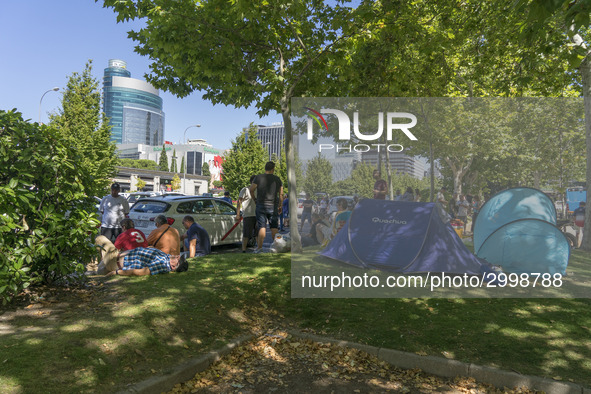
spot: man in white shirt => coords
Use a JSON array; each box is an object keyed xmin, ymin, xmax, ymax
[
  {"xmin": 99, "ymin": 183, "xmax": 130, "ymax": 243},
  {"xmin": 236, "ymin": 175, "xmax": 257, "ymax": 252},
  {"xmin": 456, "ymin": 194, "xmax": 470, "ymax": 230}
]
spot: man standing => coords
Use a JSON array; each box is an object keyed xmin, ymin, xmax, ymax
[
  {"xmin": 100, "ymin": 183, "xmax": 130, "ymax": 243},
  {"xmin": 249, "ymin": 161, "xmax": 283, "ymax": 253},
  {"xmin": 373, "ymin": 170, "xmax": 387, "ymax": 200},
  {"xmin": 300, "ymin": 193, "xmax": 314, "ymax": 232},
  {"xmin": 436, "ymin": 187, "xmax": 450, "ymax": 222},
  {"xmin": 456, "ymin": 194, "xmax": 470, "ymax": 231},
  {"xmin": 236, "ymin": 175, "xmax": 257, "ymax": 252},
  {"xmin": 181, "ymin": 215, "xmax": 211, "ymax": 257},
  {"xmin": 147, "ymin": 215, "xmax": 181, "ymax": 256},
  {"xmin": 574, "ymin": 201, "xmax": 586, "ymax": 248}
]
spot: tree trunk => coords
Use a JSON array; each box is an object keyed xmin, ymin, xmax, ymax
[
  {"xmin": 281, "ymin": 96, "xmax": 302, "ymax": 252},
  {"xmin": 384, "ymin": 134, "xmax": 394, "ymax": 200},
  {"xmin": 579, "ymin": 56, "xmax": 591, "ymax": 251}
]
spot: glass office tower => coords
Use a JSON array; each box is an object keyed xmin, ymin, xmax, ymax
[{"xmin": 103, "ymin": 59, "xmax": 165, "ymax": 145}]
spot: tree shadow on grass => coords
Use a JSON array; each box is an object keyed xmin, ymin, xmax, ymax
[{"xmin": 1, "ymin": 250, "xmax": 591, "ymax": 392}]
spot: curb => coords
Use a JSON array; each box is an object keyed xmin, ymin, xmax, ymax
[
  {"xmin": 119, "ymin": 330, "xmax": 589, "ymax": 394},
  {"xmin": 288, "ymin": 330, "xmax": 589, "ymax": 394},
  {"xmin": 116, "ymin": 334, "xmax": 254, "ymax": 394}
]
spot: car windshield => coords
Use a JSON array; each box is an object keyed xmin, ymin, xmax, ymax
[{"xmin": 130, "ymin": 201, "xmax": 169, "ymax": 213}]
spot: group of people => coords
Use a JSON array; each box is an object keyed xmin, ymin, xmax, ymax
[
  {"xmin": 436, "ymin": 187, "xmax": 484, "ymax": 232},
  {"xmin": 301, "ymin": 198, "xmax": 352, "ymax": 247},
  {"xmin": 372, "ymin": 170, "xmax": 422, "ymax": 202},
  {"xmin": 94, "ymin": 183, "xmax": 211, "ymax": 277}
]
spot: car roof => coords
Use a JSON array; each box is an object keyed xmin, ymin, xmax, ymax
[{"xmin": 138, "ymin": 195, "xmax": 220, "ymax": 202}]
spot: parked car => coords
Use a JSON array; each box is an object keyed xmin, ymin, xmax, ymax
[
  {"xmin": 127, "ymin": 195, "xmax": 242, "ymax": 247},
  {"xmin": 127, "ymin": 192, "xmax": 158, "ymax": 204}
]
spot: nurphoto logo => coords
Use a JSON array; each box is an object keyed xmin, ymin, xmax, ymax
[{"xmin": 305, "ymin": 107, "xmax": 418, "ymax": 153}]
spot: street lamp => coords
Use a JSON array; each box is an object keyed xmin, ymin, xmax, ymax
[
  {"xmin": 183, "ymin": 124, "xmax": 201, "ymax": 144},
  {"xmin": 183, "ymin": 124, "xmax": 201, "ymax": 195},
  {"xmin": 39, "ymin": 87, "xmax": 59, "ymax": 123}
]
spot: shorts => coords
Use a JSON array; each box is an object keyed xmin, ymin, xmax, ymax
[
  {"xmin": 256, "ymin": 205, "xmax": 278, "ymax": 230},
  {"xmin": 242, "ymin": 216, "xmax": 257, "ymax": 238}
]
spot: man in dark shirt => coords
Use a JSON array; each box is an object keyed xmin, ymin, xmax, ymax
[
  {"xmin": 300, "ymin": 193, "xmax": 314, "ymax": 231},
  {"xmin": 249, "ymin": 161, "xmax": 283, "ymax": 253},
  {"xmin": 373, "ymin": 170, "xmax": 387, "ymax": 199},
  {"xmin": 180, "ymin": 215, "xmax": 211, "ymax": 257}
]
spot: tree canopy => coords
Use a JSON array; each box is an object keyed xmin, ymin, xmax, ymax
[
  {"xmin": 49, "ymin": 60, "xmax": 117, "ymax": 197},
  {"xmin": 221, "ymin": 125, "xmax": 268, "ymax": 199}
]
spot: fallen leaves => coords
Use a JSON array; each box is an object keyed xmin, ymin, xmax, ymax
[{"xmin": 167, "ymin": 331, "xmax": 541, "ymax": 394}]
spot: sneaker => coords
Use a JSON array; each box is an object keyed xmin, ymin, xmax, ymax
[{"xmin": 252, "ymin": 248, "xmax": 264, "ymax": 254}]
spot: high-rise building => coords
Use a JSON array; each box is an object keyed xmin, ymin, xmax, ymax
[
  {"xmin": 254, "ymin": 123, "xmax": 285, "ymax": 159},
  {"xmin": 103, "ymin": 59, "xmax": 165, "ymax": 145},
  {"xmin": 361, "ymin": 150, "xmax": 426, "ymax": 179}
]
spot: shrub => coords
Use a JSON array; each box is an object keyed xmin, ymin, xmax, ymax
[{"xmin": 0, "ymin": 110, "xmax": 99, "ymax": 304}]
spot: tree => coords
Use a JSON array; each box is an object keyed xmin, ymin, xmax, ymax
[
  {"xmin": 135, "ymin": 177, "xmax": 146, "ymax": 191},
  {"xmin": 180, "ymin": 155, "xmax": 185, "ymax": 174},
  {"xmin": 303, "ymin": 154, "xmax": 333, "ymax": 196},
  {"xmin": 171, "ymin": 149, "xmax": 178, "ymax": 173},
  {"xmin": 49, "ymin": 60, "xmax": 117, "ymax": 197},
  {"xmin": 275, "ymin": 141, "xmax": 302, "ymax": 195},
  {"xmin": 158, "ymin": 144, "xmax": 169, "ymax": 172},
  {"xmin": 171, "ymin": 174, "xmax": 181, "ymax": 191},
  {"xmin": 202, "ymin": 161, "xmax": 210, "ymax": 177},
  {"xmin": 102, "ymin": 0, "xmax": 369, "ymax": 250},
  {"xmin": 0, "ymin": 110, "xmax": 100, "ymax": 303},
  {"xmin": 118, "ymin": 158, "xmax": 158, "ymax": 170},
  {"xmin": 511, "ymin": 0, "xmax": 591, "ymax": 250},
  {"xmin": 221, "ymin": 125, "xmax": 268, "ymax": 199}
]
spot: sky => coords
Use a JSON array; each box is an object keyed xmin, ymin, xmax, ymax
[{"xmin": 0, "ymin": 0, "xmax": 283, "ymax": 150}]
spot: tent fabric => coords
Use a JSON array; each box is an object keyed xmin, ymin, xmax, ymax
[
  {"xmin": 473, "ymin": 187, "xmax": 569, "ymax": 275},
  {"xmin": 474, "ymin": 187, "xmax": 556, "ymax": 253},
  {"xmin": 476, "ymin": 219, "xmax": 569, "ymax": 275},
  {"xmin": 320, "ymin": 199, "xmax": 492, "ymax": 275}
]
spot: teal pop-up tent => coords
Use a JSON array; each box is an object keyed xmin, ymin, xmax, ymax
[{"xmin": 474, "ymin": 187, "xmax": 569, "ymax": 275}]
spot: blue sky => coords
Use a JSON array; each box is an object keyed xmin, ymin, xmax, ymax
[{"xmin": 0, "ymin": 0, "xmax": 283, "ymax": 150}]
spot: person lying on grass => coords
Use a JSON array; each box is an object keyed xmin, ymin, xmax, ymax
[{"xmin": 105, "ymin": 247, "xmax": 188, "ymax": 276}]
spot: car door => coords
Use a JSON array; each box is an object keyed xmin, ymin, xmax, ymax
[
  {"xmin": 175, "ymin": 199, "xmax": 217, "ymax": 244},
  {"xmin": 213, "ymin": 200, "xmax": 241, "ymax": 244}
]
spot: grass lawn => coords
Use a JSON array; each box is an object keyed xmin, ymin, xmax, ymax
[{"xmin": 1, "ymin": 249, "xmax": 590, "ymax": 393}]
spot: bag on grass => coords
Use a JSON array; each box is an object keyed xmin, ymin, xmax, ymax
[{"xmin": 270, "ymin": 233, "xmax": 291, "ymax": 253}]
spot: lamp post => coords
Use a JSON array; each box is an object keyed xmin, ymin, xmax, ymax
[
  {"xmin": 183, "ymin": 124, "xmax": 201, "ymax": 195},
  {"xmin": 38, "ymin": 87, "xmax": 59, "ymax": 124}
]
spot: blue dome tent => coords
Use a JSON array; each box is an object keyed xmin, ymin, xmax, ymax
[
  {"xmin": 320, "ymin": 199, "xmax": 493, "ymax": 275},
  {"xmin": 474, "ymin": 187, "xmax": 569, "ymax": 275}
]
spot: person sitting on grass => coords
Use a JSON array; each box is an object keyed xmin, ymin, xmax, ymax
[
  {"xmin": 180, "ymin": 215, "xmax": 211, "ymax": 258},
  {"xmin": 332, "ymin": 198, "xmax": 352, "ymax": 237},
  {"xmin": 94, "ymin": 218, "xmax": 147, "ymax": 275},
  {"xmin": 301, "ymin": 213, "xmax": 330, "ymax": 247},
  {"xmin": 114, "ymin": 218, "xmax": 148, "ymax": 251},
  {"xmin": 106, "ymin": 247, "xmax": 188, "ymax": 276},
  {"xmin": 147, "ymin": 214, "xmax": 181, "ymax": 256}
]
